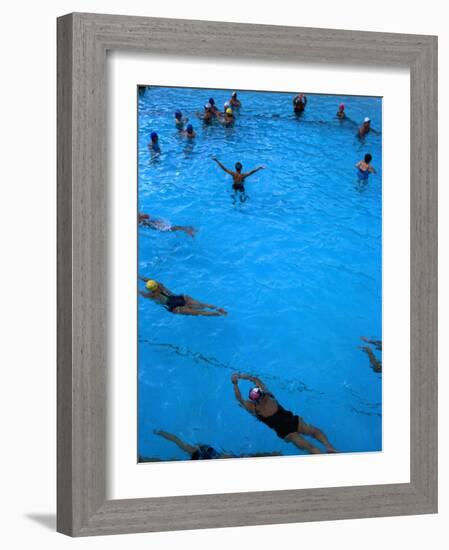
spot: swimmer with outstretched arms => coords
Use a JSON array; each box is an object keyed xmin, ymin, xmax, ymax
[
  {"xmin": 148, "ymin": 131, "xmax": 161, "ymax": 154},
  {"xmin": 211, "ymin": 156, "xmax": 266, "ymax": 198},
  {"xmin": 355, "ymin": 153, "xmax": 376, "ymax": 180},
  {"xmin": 231, "ymin": 373, "xmax": 337, "ymax": 454},
  {"xmin": 357, "ymin": 117, "xmax": 381, "ymax": 138},
  {"xmin": 153, "ymin": 430, "xmax": 282, "ymax": 460},
  {"xmin": 138, "ymin": 213, "xmax": 197, "ymax": 237},
  {"xmin": 139, "ymin": 277, "xmax": 227, "ymax": 316}
]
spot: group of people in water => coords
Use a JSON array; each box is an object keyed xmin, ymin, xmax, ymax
[{"xmin": 139, "ymin": 89, "xmax": 381, "ymax": 459}]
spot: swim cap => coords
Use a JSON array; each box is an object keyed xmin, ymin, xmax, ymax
[
  {"xmin": 205, "ymin": 103, "xmax": 212, "ymax": 109},
  {"xmin": 175, "ymin": 110, "xmax": 182, "ymax": 119},
  {"xmin": 364, "ymin": 117, "xmax": 370, "ymax": 123},
  {"xmin": 232, "ymin": 92, "xmax": 237, "ymax": 98},
  {"xmin": 145, "ymin": 279, "xmax": 158, "ymax": 292},
  {"xmin": 339, "ymin": 103, "xmax": 345, "ymax": 110},
  {"xmin": 192, "ymin": 445, "xmax": 219, "ymax": 460},
  {"xmin": 150, "ymin": 131, "xmax": 158, "ymax": 141},
  {"xmin": 226, "ymin": 108, "xmax": 233, "ymax": 115},
  {"xmin": 248, "ymin": 386, "xmax": 264, "ymax": 402},
  {"xmin": 186, "ymin": 124, "xmax": 193, "ymax": 133},
  {"xmin": 224, "ymin": 101, "xmax": 230, "ymax": 109},
  {"xmin": 209, "ymin": 98, "xmax": 215, "ymax": 105}
]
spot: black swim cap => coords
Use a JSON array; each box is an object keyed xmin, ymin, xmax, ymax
[
  {"xmin": 235, "ymin": 162, "xmax": 242, "ymax": 172},
  {"xmin": 364, "ymin": 153, "xmax": 373, "ymax": 163}
]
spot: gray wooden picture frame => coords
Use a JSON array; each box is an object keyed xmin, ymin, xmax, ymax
[{"xmin": 57, "ymin": 12, "xmax": 438, "ymax": 537}]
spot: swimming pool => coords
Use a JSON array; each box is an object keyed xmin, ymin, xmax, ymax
[{"xmin": 137, "ymin": 86, "xmax": 382, "ymax": 461}]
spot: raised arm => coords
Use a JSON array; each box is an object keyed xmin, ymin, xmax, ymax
[
  {"xmin": 211, "ymin": 156, "xmax": 233, "ymax": 175},
  {"xmin": 237, "ymin": 373, "xmax": 268, "ymax": 392},
  {"xmin": 231, "ymin": 374, "xmax": 255, "ymax": 413},
  {"xmin": 243, "ymin": 165, "xmax": 266, "ymax": 178}
]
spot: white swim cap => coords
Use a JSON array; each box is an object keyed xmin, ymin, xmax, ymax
[{"xmin": 364, "ymin": 117, "xmax": 371, "ymax": 123}]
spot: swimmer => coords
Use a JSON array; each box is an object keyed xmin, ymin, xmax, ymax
[
  {"xmin": 359, "ymin": 337, "xmax": 382, "ymax": 373},
  {"xmin": 208, "ymin": 97, "xmax": 221, "ymax": 116},
  {"xmin": 231, "ymin": 373, "xmax": 337, "ymax": 454},
  {"xmin": 174, "ymin": 110, "xmax": 188, "ymax": 130},
  {"xmin": 355, "ymin": 153, "xmax": 376, "ymax": 180},
  {"xmin": 229, "ymin": 91, "xmax": 241, "ymax": 108},
  {"xmin": 196, "ymin": 103, "xmax": 214, "ymax": 123},
  {"xmin": 153, "ymin": 430, "xmax": 282, "ymax": 460},
  {"xmin": 153, "ymin": 430, "xmax": 228, "ymax": 459},
  {"xmin": 337, "ymin": 103, "xmax": 346, "ymax": 119},
  {"xmin": 293, "ymin": 93, "xmax": 307, "ymax": 114},
  {"xmin": 148, "ymin": 131, "xmax": 161, "ymax": 154},
  {"xmin": 219, "ymin": 108, "xmax": 235, "ymax": 126},
  {"xmin": 138, "ymin": 212, "xmax": 197, "ymax": 237},
  {"xmin": 181, "ymin": 123, "xmax": 196, "ymax": 138},
  {"xmin": 211, "ymin": 156, "xmax": 266, "ymax": 196},
  {"xmin": 139, "ymin": 277, "xmax": 228, "ymax": 316},
  {"xmin": 357, "ymin": 117, "xmax": 381, "ymax": 138}
]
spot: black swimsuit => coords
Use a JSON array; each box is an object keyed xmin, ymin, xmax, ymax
[
  {"xmin": 233, "ymin": 182, "xmax": 245, "ymax": 192},
  {"xmin": 255, "ymin": 398, "xmax": 300, "ymax": 439},
  {"xmin": 161, "ymin": 291, "xmax": 186, "ymax": 312}
]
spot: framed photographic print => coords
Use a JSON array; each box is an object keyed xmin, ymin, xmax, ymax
[{"xmin": 57, "ymin": 13, "xmax": 437, "ymax": 536}]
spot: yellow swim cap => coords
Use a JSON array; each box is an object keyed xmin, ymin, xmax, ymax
[
  {"xmin": 146, "ymin": 279, "xmax": 158, "ymax": 292},
  {"xmin": 226, "ymin": 108, "xmax": 233, "ymax": 115}
]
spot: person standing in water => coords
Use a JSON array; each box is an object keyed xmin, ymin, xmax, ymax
[
  {"xmin": 181, "ymin": 123, "xmax": 196, "ymax": 138},
  {"xmin": 336, "ymin": 103, "xmax": 346, "ymax": 119},
  {"xmin": 148, "ymin": 131, "xmax": 161, "ymax": 154},
  {"xmin": 355, "ymin": 153, "xmax": 376, "ymax": 180},
  {"xmin": 293, "ymin": 93, "xmax": 307, "ymax": 114},
  {"xmin": 231, "ymin": 373, "xmax": 337, "ymax": 454},
  {"xmin": 229, "ymin": 91, "xmax": 241, "ymax": 108},
  {"xmin": 139, "ymin": 277, "xmax": 227, "ymax": 316},
  {"xmin": 211, "ymin": 156, "xmax": 266, "ymax": 199},
  {"xmin": 174, "ymin": 110, "xmax": 188, "ymax": 130}
]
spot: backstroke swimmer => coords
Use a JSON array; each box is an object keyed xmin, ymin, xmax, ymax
[
  {"xmin": 139, "ymin": 277, "xmax": 227, "ymax": 316},
  {"xmin": 138, "ymin": 212, "xmax": 197, "ymax": 237},
  {"xmin": 231, "ymin": 373, "xmax": 337, "ymax": 454},
  {"xmin": 355, "ymin": 153, "xmax": 376, "ymax": 180},
  {"xmin": 153, "ymin": 430, "xmax": 283, "ymax": 460},
  {"xmin": 211, "ymin": 156, "xmax": 266, "ymax": 201}
]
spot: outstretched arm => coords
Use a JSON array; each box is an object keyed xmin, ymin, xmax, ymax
[
  {"xmin": 211, "ymin": 156, "xmax": 233, "ymax": 175},
  {"xmin": 138, "ymin": 275, "xmax": 149, "ymax": 283},
  {"xmin": 237, "ymin": 373, "xmax": 268, "ymax": 392},
  {"xmin": 243, "ymin": 165, "xmax": 266, "ymax": 178},
  {"xmin": 231, "ymin": 374, "xmax": 255, "ymax": 412},
  {"xmin": 154, "ymin": 429, "xmax": 197, "ymax": 455}
]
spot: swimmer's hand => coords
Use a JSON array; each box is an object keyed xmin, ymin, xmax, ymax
[
  {"xmin": 211, "ymin": 156, "xmax": 218, "ymax": 161},
  {"xmin": 231, "ymin": 373, "xmax": 239, "ymax": 384}
]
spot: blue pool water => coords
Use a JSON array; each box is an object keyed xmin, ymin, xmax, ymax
[{"xmin": 137, "ymin": 86, "xmax": 382, "ymax": 461}]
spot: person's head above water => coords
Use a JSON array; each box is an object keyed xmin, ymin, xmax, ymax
[
  {"xmin": 248, "ymin": 386, "xmax": 264, "ymax": 402},
  {"xmin": 150, "ymin": 131, "xmax": 158, "ymax": 142},
  {"xmin": 235, "ymin": 162, "xmax": 243, "ymax": 172},
  {"xmin": 174, "ymin": 110, "xmax": 182, "ymax": 120},
  {"xmin": 208, "ymin": 97, "xmax": 215, "ymax": 106},
  {"xmin": 364, "ymin": 153, "xmax": 373, "ymax": 163},
  {"xmin": 226, "ymin": 107, "xmax": 233, "ymax": 116},
  {"xmin": 146, "ymin": 279, "xmax": 159, "ymax": 292},
  {"xmin": 204, "ymin": 103, "xmax": 212, "ymax": 111},
  {"xmin": 339, "ymin": 103, "xmax": 345, "ymax": 111},
  {"xmin": 363, "ymin": 117, "xmax": 371, "ymax": 125},
  {"xmin": 186, "ymin": 124, "xmax": 194, "ymax": 134},
  {"xmin": 232, "ymin": 91, "xmax": 238, "ymax": 98}
]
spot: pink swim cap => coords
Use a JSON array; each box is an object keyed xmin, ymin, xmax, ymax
[
  {"xmin": 249, "ymin": 386, "xmax": 264, "ymax": 402},
  {"xmin": 339, "ymin": 103, "xmax": 345, "ymax": 110}
]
